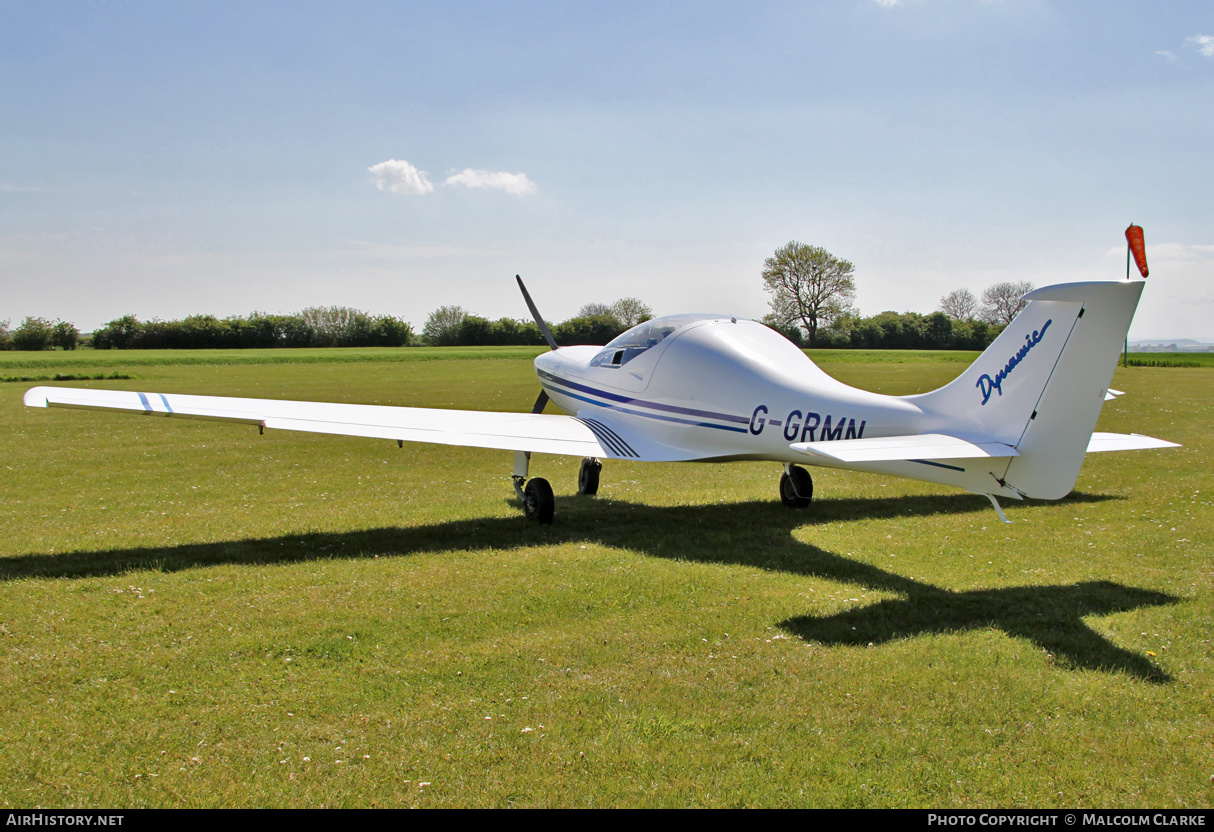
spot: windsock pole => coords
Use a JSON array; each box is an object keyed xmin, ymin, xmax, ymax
[
  {"xmin": 1122, "ymin": 224, "xmax": 1149, "ymax": 367},
  {"xmin": 1125, "ymin": 231, "xmax": 1130, "ymax": 365}
]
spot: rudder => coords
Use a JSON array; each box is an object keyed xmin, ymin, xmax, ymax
[
  {"xmin": 1000, "ymin": 280, "xmax": 1145, "ymax": 499},
  {"xmin": 912, "ymin": 279, "xmax": 1145, "ymax": 499}
]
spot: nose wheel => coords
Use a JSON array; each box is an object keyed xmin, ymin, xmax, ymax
[
  {"xmin": 520, "ymin": 477, "xmax": 554, "ymax": 523},
  {"xmin": 779, "ymin": 464, "xmax": 813, "ymax": 508},
  {"xmin": 513, "ymin": 450, "xmax": 555, "ymax": 523}
]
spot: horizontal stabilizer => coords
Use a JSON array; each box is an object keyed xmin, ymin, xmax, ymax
[
  {"xmin": 1104, "ymin": 388, "xmax": 1125, "ymax": 401},
  {"xmin": 1086, "ymin": 432, "xmax": 1180, "ymax": 453},
  {"xmin": 790, "ymin": 433, "xmax": 1019, "ymax": 463}
]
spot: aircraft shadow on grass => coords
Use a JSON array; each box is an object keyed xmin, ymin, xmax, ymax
[{"xmin": 3, "ymin": 491, "xmax": 1177, "ymax": 682}]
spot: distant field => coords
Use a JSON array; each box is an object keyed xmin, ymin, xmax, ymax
[
  {"xmin": 0, "ymin": 345, "xmax": 548, "ymax": 371},
  {"xmin": 2, "ymin": 348, "xmax": 1210, "ymax": 807},
  {"xmin": 1124, "ymin": 353, "xmax": 1214, "ymax": 368}
]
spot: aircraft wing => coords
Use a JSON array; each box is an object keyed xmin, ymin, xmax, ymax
[
  {"xmin": 790, "ymin": 433, "xmax": 1020, "ymax": 463},
  {"xmin": 22, "ymin": 386, "xmax": 613, "ymax": 459}
]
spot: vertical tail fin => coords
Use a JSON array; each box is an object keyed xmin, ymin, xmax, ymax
[{"xmin": 913, "ymin": 280, "xmax": 1145, "ymax": 499}]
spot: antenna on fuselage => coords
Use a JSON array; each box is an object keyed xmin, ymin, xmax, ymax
[{"xmin": 516, "ymin": 274, "xmax": 559, "ymax": 351}]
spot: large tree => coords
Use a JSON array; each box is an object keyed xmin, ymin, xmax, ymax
[
  {"xmin": 980, "ymin": 281, "xmax": 1035, "ymax": 325},
  {"xmin": 762, "ymin": 242, "xmax": 856, "ymax": 346},
  {"xmin": 609, "ymin": 297, "xmax": 653, "ymax": 328},
  {"xmin": 575, "ymin": 302, "xmax": 614, "ymax": 318},
  {"xmin": 51, "ymin": 319, "xmax": 80, "ymax": 350},
  {"xmin": 939, "ymin": 288, "xmax": 978, "ymax": 322},
  {"xmin": 422, "ymin": 305, "xmax": 468, "ymax": 346},
  {"xmin": 12, "ymin": 316, "xmax": 54, "ymax": 351}
]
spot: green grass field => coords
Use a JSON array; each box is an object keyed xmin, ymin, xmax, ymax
[{"xmin": 2, "ymin": 348, "xmax": 1210, "ymax": 808}]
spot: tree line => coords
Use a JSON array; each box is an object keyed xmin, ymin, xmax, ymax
[
  {"xmin": 767, "ymin": 309, "xmax": 1002, "ymax": 350},
  {"xmin": 0, "ymin": 317, "xmax": 81, "ymax": 351},
  {"xmin": 0, "ymin": 308, "xmax": 412, "ymax": 351},
  {"xmin": 0, "ymin": 299, "xmax": 651, "ymax": 351},
  {"xmin": 5, "ymin": 251, "xmax": 1032, "ymax": 352},
  {"xmin": 420, "ymin": 298, "xmax": 653, "ymax": 347},
  {"xmin": 90, "ymin": 308, "xmax": 413, "ymax": 349},
  {"xmin": 760, "ymin": 240, "xmax": 1033, "ymax": 350}
]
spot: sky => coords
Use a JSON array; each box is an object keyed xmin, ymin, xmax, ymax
[{"xmin": 2, "ymin": 0, "xmax": 1212, "ymax": 340}]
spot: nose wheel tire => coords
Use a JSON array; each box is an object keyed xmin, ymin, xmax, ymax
[
  {"xmin": 523, "ymin": 477, "xmax": 555, "ymax": 524},
  {"xmin": 779, "ymin": 465, "xmax": 813, "ymax": 508},
  {"xmin": 578, "ymin": 457, "xmax": 601, "ymax": 496}
]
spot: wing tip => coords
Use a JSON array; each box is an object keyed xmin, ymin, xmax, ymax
[{"xmin": 22, "ymin": 386, "xmax": 50, "ymax": 408}]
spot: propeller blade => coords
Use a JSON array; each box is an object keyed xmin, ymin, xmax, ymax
[
  {"xmin": 531, "ymin": 390, "xmax": 550, "ymax": 414},
  {"xmin": 516, "ymin": 274, "xmax": 559, "ymax": 350}
]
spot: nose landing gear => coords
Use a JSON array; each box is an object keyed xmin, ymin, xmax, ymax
[{"xmin": 512, "ymin": 450, "xmax": 554, "ymax": 523}]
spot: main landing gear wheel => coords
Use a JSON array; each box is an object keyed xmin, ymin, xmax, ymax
[
  {"xmin": 578, "ymin": 457, "xmax": 601, "ymax": 496},
  {"xmin": 523, "ymin": 477, "xmax": 555, "ymax": 524},
  {"xmin": 779, "ymin": 465, "xmax": 813, "ymax": 508}
]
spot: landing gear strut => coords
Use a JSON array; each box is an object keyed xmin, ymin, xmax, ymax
[
  {"xmin": 513, "ymin": 451, "xmax": 554, "ymax": 523},
  {"xmin": 779, "ymin": 464, "xmax": 813, "ymax": 508},
  {"xmin": 578, "ymin": 457, "xmax": 601, "ymax": 496}
]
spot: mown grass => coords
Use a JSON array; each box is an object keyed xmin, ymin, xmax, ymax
[{"xmin": 2, "ymin": 348, "xmax": 1210, "ymax": 808}]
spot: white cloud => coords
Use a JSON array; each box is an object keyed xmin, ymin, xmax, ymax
[
  {"xmin": 1185, "ymin": 34, "xmax": 1214, "ymax": 57},
  {"xmin": 443, "ymin": 169, "xmax": 537, "ymax": 195},
  {"xmin": 368, "ymin": 159, "xmax": 434, "ymax": 195}
]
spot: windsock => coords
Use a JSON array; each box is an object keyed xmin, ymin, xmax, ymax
[{"xmin": 1126, "ymin": 224, "xmax": 1148, "ymax": 278}]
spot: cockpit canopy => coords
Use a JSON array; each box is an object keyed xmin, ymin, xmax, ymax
[{"xmin": 589, "ymin": 314, "xmax": 736, "ymax": 368}]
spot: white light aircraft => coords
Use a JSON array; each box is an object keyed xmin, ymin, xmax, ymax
[{"xmin": 24, "ymin": 274, "xmax": 1177, "ymax": 524}]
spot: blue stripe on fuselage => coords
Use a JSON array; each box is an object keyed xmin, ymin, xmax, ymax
[
  {"xmin": 541, "ymin": 381, "xmax": 748, "ymax": 434},
  {"xmin": 538, "ymin": 371, "xmax": 748, "ymax": 428}
]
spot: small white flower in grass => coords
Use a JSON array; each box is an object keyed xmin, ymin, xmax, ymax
[{"xmin": 522, "ymin": 727, "xmax": 533, "ymax": 733}]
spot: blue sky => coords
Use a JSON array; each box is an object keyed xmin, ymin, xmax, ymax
[{"xmin": 2, "ymin": 1, "xmax": 1212, "ymax": 339}]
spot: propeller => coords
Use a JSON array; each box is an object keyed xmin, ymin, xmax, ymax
[
  {"xmin": 516, "ymin": 274, "xmax": 559, "ymax": 351},
  {"xmin": 515, "ymin": 275, "xmax": 557, "ymax": 415}
]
